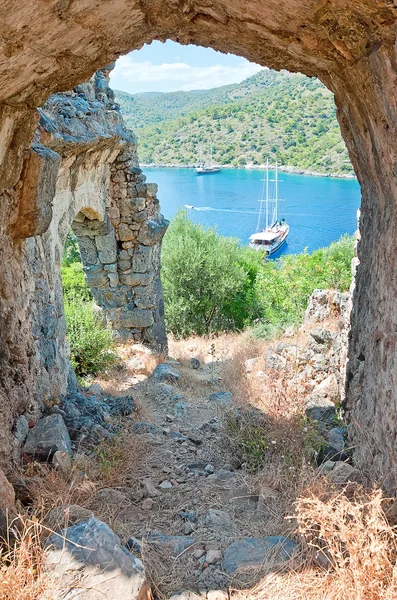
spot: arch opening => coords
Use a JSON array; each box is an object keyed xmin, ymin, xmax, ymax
[{"xmin": 0, "ymin": 0, "xmax": 397, "ymax": 494}]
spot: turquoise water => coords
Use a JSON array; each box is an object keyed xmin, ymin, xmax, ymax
[{"xmin": 144, "ymin": 167, "xmax": 361, "ymax": 256}]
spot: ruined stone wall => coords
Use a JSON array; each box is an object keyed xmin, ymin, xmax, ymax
[
  {"xmin": 0, "ymin": 66, "xmax": 168, "ymax": 465},
  {"xmin": 1, "ymin": 0, "xmax": 397, "ymax": 491}
]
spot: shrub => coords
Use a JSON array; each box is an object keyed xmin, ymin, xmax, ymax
[
  {"xmin": 162, "ymin": 211, "xmax": 353, "ymax": 338},
  {"xmin": 253, "ymin": 233, "xmax": 354, "ymax": 336},
  {"xmin": 62, "ymin": 231, "xmax": 81, "ymax": 267},
  {"xmin": 61, "ymin": 262, "xmax": 92, "ymax": 302},
  {"xmin": 162, "ymin": 210, "xmax": 260, "ymax": 336},
  {"xmin": 64, "ymin": 297, "xmax": 116, "ymax": 379}
]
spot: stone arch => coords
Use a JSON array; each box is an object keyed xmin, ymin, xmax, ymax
[{"xmin": 1, "ymin": 1, "xmax": 397, "ymax": 489}]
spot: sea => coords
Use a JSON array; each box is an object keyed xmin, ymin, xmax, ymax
[{"xmin": 143, "ymin": 167, "xmax": 361, "ymax": 257}]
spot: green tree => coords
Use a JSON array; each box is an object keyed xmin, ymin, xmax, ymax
[{"xmin": 162, "ymin": 211, "xmax": 255, "ymax": 336}]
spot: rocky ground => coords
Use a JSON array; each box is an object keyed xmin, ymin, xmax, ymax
[{"xmin": 8, "ymin": 290, "xmax": 364, "ymax": 599}]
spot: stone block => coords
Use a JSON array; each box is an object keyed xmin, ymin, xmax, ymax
[
  {"xmin": 108, "ymin": 206, "xmax": 120, "ymax": 220},
  {"xmin": 91, "ymin": 289, "xmax": 127, "ymax": 309},
  {"xmin": 146, "ymin": 183, "xmax": 158, "ymax": 197},
  {"xmin": 120, "ymin": 271, "xmax": 154, "ymax": 287},
  {"xmin": 132, "ymin": 245, "xmax": 152, "ymax": 273},
  {"xmin": 119, "ymin": 259, "xmax": 131, "ymax": 271},
  {"xmin": 119, "ymin": 223, "xmax": 136, "ymax": 241},
  {"xmin": 96, "ymin": 230, "xmax": 117, "ymax": 263},
  {"xmin": 10, "ymin": 143, "xmax": 60, "ymax": 239},
  {"xmin": 104, "ymin": 263, "xmax": 117, "ymax": 272},
  {"xmin": 77, "ymin": 236, "xmax": 98, "ymax": 265},
  {"xmin": 108, "ymin": 272, "xmax": 119, "ymax": 288},
  {"xmin": 84, "ymin": 271, "xmax": 109, "ymax": 289},
  {"xmin": 134, "ymin": 285, "xmax": 155, "ymax": 309},
  {"xmin": 119, "ymin": 308, "xmax": 154, "ymax": 328},
  {"xmin": 137, "ymin": 216, "xmax": 169, "ymax": 245}
]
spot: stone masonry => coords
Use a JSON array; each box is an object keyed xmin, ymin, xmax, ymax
[
  {"xmin": 40, "ymin": 65, "xmax": 168, "ymax": 351},
  {"xmin": 2, "ymin": 0, "xmax": 397, "ymax": 492}
]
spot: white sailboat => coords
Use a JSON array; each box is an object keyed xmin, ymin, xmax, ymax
[
  {"xmin": 195, "ymin": 143, "xmax": 221, "ymax": 175},
  {"xmin": 249, "ymin": 160, "xmax": 289, "ymax": 256}
]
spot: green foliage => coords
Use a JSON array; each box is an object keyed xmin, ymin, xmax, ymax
[
  {"xmin": 161, "ymin": 210, "xmax": 261, "ymax": 336},
  {"xmin": 116, "ymin": 69, "xmax": 353, "ymax": 176},
  {"xmin": 253, "ymin": 234, "xmax": 354, "ymax": 336},
  {"xmin": 162, "ymin": 211, "xmax": 354, "ymax": 338},
  {"xmin": 61, "ymin": 262, "xmax": 92, "ymax": 302},
  {"xmin": 61, "ymin": 233, "xmax": 116, "ymax": 379},
  {"xmin": 63, "ymin": 232, "xmax": 81, "ymax": 267},
  {"xmin": 64, "ymin": 297, "xmax": 117, "ymax": 379}
]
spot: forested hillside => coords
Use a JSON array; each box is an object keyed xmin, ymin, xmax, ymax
[{"xmin": 115, "ymin": 69, "xmax": 353, "ymax": 175}]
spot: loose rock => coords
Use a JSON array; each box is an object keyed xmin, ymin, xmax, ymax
[
  {"xmin": 203, "ymin": 509, "xmax": 232, "ymax": 529},
  {"xmin": 23, "ymin": 414, "xmax": 72, "ymax": 460},
  {"xmin": 190, "ymin": 358, "xmax": 201, "ymax": 370},
  {"xmin": 152, "ymin": 363, "xmax": 180, "ymax": 383},
  {"xmin": 105, "ymin": 394, "xmax": 135, "ymax": 416},
  {"xmin": 159, "ymin": 480, "xmax": 173, "ymax": 489},
  {"xmin": 327, "ymin": 461, "xmax": 363, "ymax": 485},
  {"xmin": 205, "ymin": 549, "xmax": 222, "ymax": 564},
  {"xmin": 44, "ymin": 517, "xmax": 148, "ymax": 599},
  {"xmin": 206, "ymin": 392, "xmax": 232, "ymax": 405},
  {"xmin": 222, "ymin": 536, "xmax": 298, "ymax": 575}
]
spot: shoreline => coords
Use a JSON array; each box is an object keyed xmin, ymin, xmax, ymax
[{"xmin": 140, "ymin": 163, "xmax": 357, "ymax": 180}]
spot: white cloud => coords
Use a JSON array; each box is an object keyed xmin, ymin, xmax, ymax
[{"xmin": 110, "ymin": 55, "xmax": 262, "ymax": 93}]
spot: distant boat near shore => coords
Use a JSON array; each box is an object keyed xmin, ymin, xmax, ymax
[{"xmin": 195, "ymin": 143, "xmax": 221, "ymax": 175}]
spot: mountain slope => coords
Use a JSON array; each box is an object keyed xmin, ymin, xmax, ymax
[{"xmin": 115, "ymin": 70, "xmax": 353, "ymax": 175}]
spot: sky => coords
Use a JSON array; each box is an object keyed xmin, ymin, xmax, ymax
[{"xmin": 109, "ymin": 40, "xmax": 262, "ymax": 94}]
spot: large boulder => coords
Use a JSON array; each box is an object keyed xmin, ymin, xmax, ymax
[
  {"xmin": 44, "ymin": 517, "xmax": 149, "ymax": 599},
  {"xmin": 222, "ymin": 536, "xmax": 298, "ymax": 575},
  {"xmin": 23, "ymin": 414, "xmax": 72, "ymax": 460}
]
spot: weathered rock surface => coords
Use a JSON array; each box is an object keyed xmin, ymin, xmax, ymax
[
  {"xmin": 326, "ymin": 462, "xmax": 363, "ymax": 485},
  {"xmin": 0, "ymin": 63, "xmax": 168, "ymax": 465},
  {"xmin": 152, "ymin": 363, "xmax": 180, "ymax": 383},
  {"xmin": 23, "ymin": 414, "xmax": 72, "ymax": 460},
  {"xmin": 44, "ymin": 517, "xmax": 149, "ymax": 599},
  {"xmin": 206, "ymin": 392, "xmax": 232, "ymax": 405},
  {"xmin": 222, "ymin": 536, "xmax": 298, "ymax": 575}
]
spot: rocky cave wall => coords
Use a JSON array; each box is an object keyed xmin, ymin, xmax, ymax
[
  {"xmin": 0, "ymin": 65, "xmax": 168, "ymax": 466},
  {"xmin": 1, "ymin": 0, "xmax": 397, "ymax": 491}
]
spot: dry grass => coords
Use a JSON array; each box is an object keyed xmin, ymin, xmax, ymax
[
  {"xmin": 18, "ymin": 425, "xmax": 151, "ymax": 525},
  {"xmin": 0, "ymin": 516, "xmax": 50, "ymax": 600},
  {"xmin": 9, "ymin": 320, "xmax": 397, "ymax": 600}
]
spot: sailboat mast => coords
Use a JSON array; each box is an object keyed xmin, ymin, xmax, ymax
[
  {"xmin": 265, "ymin": 158, "xmax": 269, "ymax": 230},
  {"xmin": 275, "ymin": 160, "xmax": 278, "ymax": 223}
]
